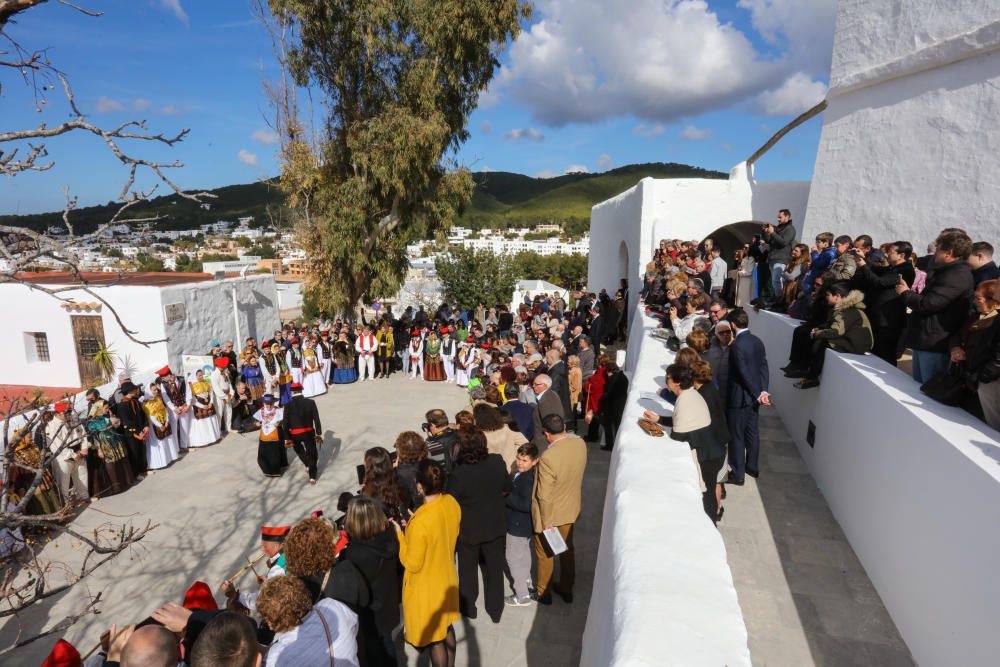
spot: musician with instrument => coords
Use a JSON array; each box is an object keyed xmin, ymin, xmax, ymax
[{"xmin": 220, "ymin": 525, "xmax": 290, "ymax": 614}]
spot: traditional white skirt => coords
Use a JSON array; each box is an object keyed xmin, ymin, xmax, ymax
[
  {"xmin": 169, "ymin": 410, "xmax": 192, "ymax": 450},
  {"xmin": 302, "ymin": 370, "xmax": 327, "ymax": 398},
  {"xmin": 147, "ymin": 427, "xmax": 180, "ymax": 470},
  {"xmin": 188, "ymin": 413, "xmax": 221, "ymax": 448}
]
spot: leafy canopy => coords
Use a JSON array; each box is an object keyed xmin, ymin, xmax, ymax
[
  {"xmin": 268, "ymin": 0, "xmax": 530, "ymax": 316},
  {"xmin": 435, "ymin": 247, "xmax": 520, "ymax": 311}
]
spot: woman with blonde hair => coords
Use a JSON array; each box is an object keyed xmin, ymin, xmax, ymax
[{"xmin": 567, "ymin": 354, "xmax": 583, "ymax": 423}]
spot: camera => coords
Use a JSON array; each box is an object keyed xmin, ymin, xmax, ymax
[{"xmin": 420, "ymin": 422, "xmax": 431, "ymax": 433}]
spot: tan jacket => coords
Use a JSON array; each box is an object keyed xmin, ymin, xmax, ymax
[
  {"xmin": 484, "ymin": 425, "xmax": 528, "ymax": 473},
  {"xmin": 532, "ymin": 434, "xmax": 587, "ymax": 532}
]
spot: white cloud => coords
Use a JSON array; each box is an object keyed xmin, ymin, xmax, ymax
[
  {"xmin": 479, "ymin": 165, "xmax": 494, "ymax": 173},
  {"xmin": 160, "ymin": 104, "xmax": 181, "ymax": 115},
  {"xmin": 633, "ymin": 123, "xmax": 665, "ymax": 137},
  {"xmin": 132, "ymin": 98, "xmax": 151, "ymax": 112},
  {"xmin": 494, "ymin": 0, "xmax": 836, "ymax": 125},
  {"xmin": 565, "ymin": 164, "xmax": 589, "ymax": 174},
  {"xmin": 755, "ymin": 72, "xmax": 828, "ymax": 116},
  {"xmin": 479, "ymin": 120, "xmax": 493, "ymax": 134},
  {"xmin": 251, "ymin": 128, "xmax": 280, "ymax": 145},
  {"xmin": 156, "ymin": 0, "xmax": 189, "ymax": 26},
  {"xmin": 95, "ymin": 96, "xmax": 125, "ymax": 113},
  {"xmin": 535, "ymin": 169, "xmax": 557, "ymax": 179},
  {"xmin": 596, "ymin": 153, "xmax": 613, "ymax": 170},
  {"xmin": 238, "ymin": 149, "xmax": 258, "ymax": 167},
  {"xmin": 680, "ymin": 125, "xmax": 712, "ymax": 141},
  {"xmin": 504, "ymin": 127, "xmax": 545, "ymax": 142}
]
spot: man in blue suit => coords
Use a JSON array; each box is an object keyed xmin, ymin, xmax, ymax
[{"xmin": 725, "ymin": 309, "xmax": 771, "ymax": 485}]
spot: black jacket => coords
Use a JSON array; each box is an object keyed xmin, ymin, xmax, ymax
[
  {"xmin": 426, "ymin": 428, "xmax": 457, "ymax": 472},
  {"xmin": 727, "ymin": 331, "xmax": 769, "ymax": 409},
  {"xmin": 502, "ymin": 399, "xmax": 536, "ymax": 442},
  {"xmin": 902, "ymin": 260, "xmax": 975, "ymax": 353},
  {"xmin": 698, "ymin": 382, "xmax": 729, "ymax": 460},
  {"xmin": 547, "ymin": 360, "xmax": 572, "ymax": 418},
  {"xmin": 972, "ymin": 261, "xmax": 1000, "ymax": 286},
  {"xmin": 281, "ymin": 394, "xmax": 322, "ymax": 435},
  {"xmin": 856, "ymin": 264, "xmax": 902, "ymax": 329},
  {"xmin": 600, "ymin": 370, "xmax": 629, "ymax": 419},
  {"xmin": 762, "ymin": 221, "xmax": 796, "ymax": 265},
  {"xmin": 448, "ymin": 453, "xmax": 511, "ymax": 543},
  {"xmin": 340, "ymin": 528, "xmax": 401, "ymax": 635},
  {"xmin": 498, "ymin": 312, "xmax": 514, "ymax": 331},
  {"xmin": 504, "ymin": 467, "xmax": 535, "ymax": 538},
  {"xmin": 395, "ymin": 462, "xmax": 422, "ymax": 510},
  {"xmin": 531, "ymin": 390, "xmax": 564, "ymax": 450}
]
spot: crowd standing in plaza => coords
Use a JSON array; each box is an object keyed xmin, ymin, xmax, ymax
[{"xmin": 23, "ymin": 211, "xmax": 1000, "ymax": 666}]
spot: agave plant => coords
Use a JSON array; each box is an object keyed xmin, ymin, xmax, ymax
[{"xmin": 91, "ymin": 342, "xmax": 119, "ymax": 383}]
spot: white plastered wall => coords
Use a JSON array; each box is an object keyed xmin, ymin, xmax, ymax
[
  {"xmin": 802, "ymin": 0, "xmax": 1000, "ymax": 247},
  {"xmin": 587, "ymin": 163, "xmax": 810, "ymax": 293}
]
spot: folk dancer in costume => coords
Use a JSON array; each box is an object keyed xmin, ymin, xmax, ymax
[
  {"xmin": 301, "ymin": 345, "xmax": 328, "ymax": 398},
  {"xmin": 375, "ymin": 322, "xmax": 394, "ymax": 379},
  {"xmin": 440, "ymin": 328, "xmax": 457, "ymax": 383},
  {"xmin": 333, "ymin": 332, "xmax": 358, "ymax": 384},
  {"xmin": 260, "ymin": 342, "xmax": 290, "ymax": 405},
  {"xmin": 10, "ymin": 427, "xmax": 62, "ymax": 514},
  {"xmin": 157, "ymin": 366, "xmax": 190, "ymax": 450},
  {"xmin": 85, "ymin": 398, "xmax": 134, "ymax": 496},
  {"xmin": 211, "ymin": 356, "xmax": 234, "ymax": 434},
  {"xmin": 220, "ymin": 524, "xmax": 290, "ymax": 613},
  {"xmin": 318, "ymin": 331, "xmax": 333, "ymax": 383},
  {"xmin": 355, "ymin": 325, "xmax": 377, "ymax": 381},
  {"xmin": 282, "ymin": 382, "xmax": 322, "ymax": 484},
  {"xmin": 286, "ymin": 338, "xmax": 304, "ymax": 385},
  {"xmin": 408, "ymin": 330, "xmax": 424, "ymax": 379},
  {"xmin": 455, "ymin": 337, "xmax": 474, "ymax": 387},
  {"xmin": 142, "ymin": 383, "xmax": 180, "ymax": 470},
  {"xmin": 253, "ymin": 395, "xmax": 288, "ymax": 477},
  {"xmin": 113, "ymin": 381, "xmax": 149, "ymax": 478},
  {"xmin": 423, "ymin": 330, "xmax": 446, "ymax": 381},
  {"xmin": 187, "ymin": 368, "xmax": 222, "ymax": 448},
  {"xmin": 241, "ymin": 353, "xmax": 266, "ymax": 401},
  {"xmin": 47, "ymin": 401, "xmax": 89, "ymax": 504}
]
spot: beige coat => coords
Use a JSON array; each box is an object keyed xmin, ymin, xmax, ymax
[
  {"xmin": 484, "ymin": 425, "xmax": 527, "ymax": 473},
  {"xmin": 531, "ymin": 434, "xmax": 587, "ymax": 532}
]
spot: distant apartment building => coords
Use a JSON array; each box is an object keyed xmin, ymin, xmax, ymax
[{"xmin": 202, "ymin": 256, "xmax": 261, "ymax": 276}]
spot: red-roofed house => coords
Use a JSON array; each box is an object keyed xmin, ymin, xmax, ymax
[{"xmin": 1, "ymin": 272, "xmax": 280, "ymax": 390}]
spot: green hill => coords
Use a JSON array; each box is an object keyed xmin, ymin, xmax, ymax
[{"xmin": 0, "ymin": 162, "xmax": 725, "ymax": 236}]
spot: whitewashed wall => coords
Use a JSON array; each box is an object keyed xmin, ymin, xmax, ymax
[
  {"xmin": 160, "ymin": 275, "xmax": 280, "ymax": 372},
  {"xmin": 581, "ymin": 305, "xmax": 751, "ymax": 667},
  {"xmin": 748, "ymin": 310, "xmax": 1000, "ymax": 666},
  {"xmin": 802, "ymin": 1, "xmax": 1000, "ymax": 247},
  {"xmin": 588, "ymin": 163, "xmax": 810, "ymax": 294},
  {"xmin": 0, "ymin": 284, "xmax": 167, "ymax": 388}
]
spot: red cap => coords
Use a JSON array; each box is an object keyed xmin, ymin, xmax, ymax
[
  {"xmin": 155, "ymin": 365, "xmax": 171, "ymax": 377},
  {"xmin": 466, "ymin": 336, "xmax": 474, "ymax": 342},
  {"xmin": 440, "ymin": 327, "xmax": 449, "ymax": 333},
  {"xmin": 183, "ymin": 580, "xmax": 218, "ymax": 611},
  {"xmin": 291, "ymin": 337, "xmax": 300, "ymax": 344},
  {"xmin": 290, "ymin": 382, "xmax": 303, "ymax": 392},
  {"xmin": 214, "ymin": 357, "xmax": 229, "ymax": 369},
  {"xmin": 261, "ymin": 525, "xmax": 292, "ymax": 543},
  {"xmin": 411, "ymin": 329, "xmax": 420, "ymax": 335},
  {"xmin": 54, "ymin": 401, "xmax": 71, "ymax": 414},
  {"xmin": 41, "ymin": 639, "xmax": 81, "ymax": 667},
  {"xmin": 480, "ymin": 343, "xmax": 491, "ymax": 349}
]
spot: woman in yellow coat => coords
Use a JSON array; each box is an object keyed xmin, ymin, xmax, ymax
[{"xmin": 391, "ymin": 459, "xmax": 461, "ymax": 666}]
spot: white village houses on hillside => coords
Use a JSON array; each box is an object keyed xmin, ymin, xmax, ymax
[{"xmin": 0, "ymin": 273, "xmax": 280, "ymax": 390}]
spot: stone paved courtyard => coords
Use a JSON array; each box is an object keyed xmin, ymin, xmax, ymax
[{"xmin": 3, "ymin": 374, "xmax": 913, "ymax": 666}]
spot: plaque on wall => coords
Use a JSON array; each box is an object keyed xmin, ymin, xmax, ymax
[{"xmin": 164, "ymin": 302, "xmax": 186, "ymax": 323}]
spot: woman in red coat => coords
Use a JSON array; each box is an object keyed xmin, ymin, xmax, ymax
[{"xmin": 583, "ymin": 354, "xmax": 610, "ymax": 442}]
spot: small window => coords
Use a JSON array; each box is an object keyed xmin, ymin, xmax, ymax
[
  {"xmin": 78, "ymin": 336, "xmax": 101, "ymax": 357},
  {"xmin": 25, "ymin": 332, "xmax": 50, "ymax": 362}
]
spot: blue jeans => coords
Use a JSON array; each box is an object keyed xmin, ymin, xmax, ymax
[
  {"xmin": 770, "ymin": 262, "xmax": 786, "ymax": 302},
  {"xmin": 912, "ymin": 350, "xmax": 948, "ymax": 384}
]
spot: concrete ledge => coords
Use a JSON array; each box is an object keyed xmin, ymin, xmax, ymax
[
  {"xmin": 749, "ymin": 309, "xmax": 1000, "ymax": 667},
  {"xmin": 581, "ymin": 305, "xmax": 750, "ymax": 667}
]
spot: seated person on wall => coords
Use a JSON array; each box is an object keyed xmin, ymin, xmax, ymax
[{"xmin": 790, "ymin": 284, "xmax": 874, "ymax": 389}]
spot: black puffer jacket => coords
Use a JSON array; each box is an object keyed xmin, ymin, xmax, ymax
[
  {"xmin": 340, "ymin": 527, "xmax": 401, "ymax": 636},
  {"xmin": 902, "ymin": 260, "xmax": 975, "ymax": 353},
  {"xmin": 857, "ymin": 264, "xmax": 902, "ymax": 329}
]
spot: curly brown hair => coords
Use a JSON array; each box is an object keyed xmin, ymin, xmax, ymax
[
  {"xmin": 283, "ymin": 518, "xmax": 336, "ymax": 577},
  {"xmin": 394, "ymin": 431, "xmax": 427, "ymax": 465},
  {"xmin": 674, "ymin": 347, "xmax": 701, "ymax": 368},
  {"xmin": 685, "ymin": 330, "xmax": 711, "ymax": 353},
  {"xmin": 454, "ymin": 409, "xmax": 475, "ymax": 428},
  {"xmin": 256, "ymin": 575, "xmax": 313, "ymax": 633},
  {"xmin": 455, "ymin": 425, "xmax": 489, "ymax": 465}
]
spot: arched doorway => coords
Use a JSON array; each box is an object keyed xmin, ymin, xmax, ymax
[
  {"xmin": 618, "ymin": 240, "xmax": 629, "ymax": 289},
  {"xmin": 702, "ymin": 221, "xmax": 767, "ymax": 262}
]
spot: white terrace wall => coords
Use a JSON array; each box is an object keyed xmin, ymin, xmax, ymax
[
  {"xmin": 749, "ymin": 309, "xmax": 1000, "ymax": 666},
  {"xmin": 587, "ymin": 163, "xmax": 810, "ymax": 295},
  {"xmin": 0, "ymin": 284, "xmax": 168, "ymax": 388},
  {"xmin": 160, "ymin": 275, "xmax": 281, "ymax": 373},
  {"xmin": 802, "ymin": 0, "xmax": 1000, "ymax": 247}
]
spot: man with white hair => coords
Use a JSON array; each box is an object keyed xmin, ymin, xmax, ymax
[{"xmin": 530, "ymin": 373, "xmax": 564, "ymax": 451}]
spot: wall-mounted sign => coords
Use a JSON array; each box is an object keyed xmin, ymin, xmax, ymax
[{"xmin": 164, "ymin": 302, "xmax": 186, "ymax": 323}]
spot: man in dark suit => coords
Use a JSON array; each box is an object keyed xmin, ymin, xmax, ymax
[
  {"xmin": 725, "ymin": 309, "xmax": 770, "ymax": 485},
  {"xmin": 545, "ymin": 349, "xmax": 572, "ymax": 424},
  {"xmin": 530, "ymin": 374, "xmax": 564, "ymax": 451},
  {"xmin": 281, "ymin": 382, "xmax": 322, "ymax": 484},
  {"xmin": 502, "ymin": 385, "xmax": 536, "ymax": 442}
]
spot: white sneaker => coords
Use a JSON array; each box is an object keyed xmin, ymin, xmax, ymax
[{"xmin": 505, "ymin": 594, "xmax": 534, "ymax": 607}]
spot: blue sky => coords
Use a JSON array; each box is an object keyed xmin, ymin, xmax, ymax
[{"xmin": 0, "ymin": 0, "xmax": 837, "ymax": 214}]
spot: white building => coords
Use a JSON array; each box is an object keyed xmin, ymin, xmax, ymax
[
  {"xmin": 0, "ymin": 273, "xmax": 280, "ymax": 389},
  {"xmin": 201, "ymin": 256, "xmax": 261, "ymax": 276},
  {"xmin": 802, "ymin": 1, "xmax": 999, "ymax": 246}
]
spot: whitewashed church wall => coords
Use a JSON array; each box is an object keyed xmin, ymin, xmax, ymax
[{"xmin": 749, "ymin": 309, "xmax": 1000, "ymax": 666}]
